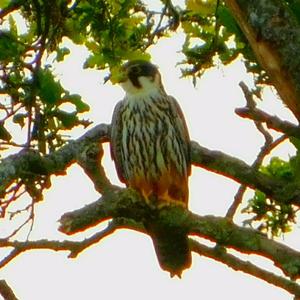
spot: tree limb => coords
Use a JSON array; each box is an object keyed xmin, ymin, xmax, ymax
[
  {"xmin": 0, "ymin": 220, "xmax": 123, "ymax": 268},
  {"xmin": 2, "ymin": 124, "xmax": 300, "ymax": 207},
  {"xmin": 224, "ymin": 0, "xmax": 300, "ymax": 121},
  {"xmin": 0, "ymin": 124, "xmax": 110, "ymax": 197},
  {"xmin": 226, "ymin": 82, "xmax": 286, "ymax": 219},
  {"xmin": 236, "ymin": 106, "xmax": 300, "ymax": 138},
  {"xmin": 58, "ymin": 186, "xmax": 300, "ymax": 281},
  {"xmin": 191, "ymin": 141, "xmax": 300, "ymax": 206},
  {"xmin": 2, "ymin": 187, "xmax": 300, "ymax": 296}
]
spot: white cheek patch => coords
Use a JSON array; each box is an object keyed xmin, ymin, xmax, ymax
[
  {"xmin": 121, "ymin": 74, "xmax": 160, "ymax": 97},
  {"xmin": 120, "ymin": 80, "xmax": 138, "ymax": 94}
]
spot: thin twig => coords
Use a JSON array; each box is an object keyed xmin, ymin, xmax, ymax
[
  {"xmin": 0, "ymin": 248, "xmax": 20, "ymax": 269},
  {"xmin": 0, "ymin": 220, "xmax": 127, "ymax": 269},
  {"xmin": 144, "ymin": 4, "xmax": 168, "ymax": 49},
  {"xmin": 235, "ymin": 106, "xmax": 300, "ymax": 138},
  {"xmin": 226, "ymin": 82, "xmax": 287, "ymax": 219},
  {"xmin": 68, "ymin": 219, "xmax": 124, "ymax": 258},
  {"xmin": 0, "ymin": 104, "xmax": 24, "ymax": 123},
  {"xmin": 226, "ymin": 134, "xmax": 288, "ymax": 219},
  {"xmin": 7, "ymin": 200, "xmax": 34, "ymax": 239}
]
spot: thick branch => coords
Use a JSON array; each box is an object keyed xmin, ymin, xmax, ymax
[
  {"xmin": 77, "ymin": 141, "xmax": 112, "ymax": 193},
  {"xmin": 4, "ymin": 187, "xmax": 298, "ymax": 293},
  {"xmin": 224, "ymin": 0, "xmax": 300, "ymax": 121},
  {"xmin": 59, "ymin": 187, "xmax": 300, "ymax": 280},
  {"xmin": 0, "ymin": 124, "xmax": 110, "ymax": 196},
  {"xmin": 2, "ymin": 185, "xmax": 300, "ymax": 295},
  {"xmin": 191, "ymin": 141, "xmax": 300, "ymax": 206},
  {"xmin": 2, "ymin": 124, "xmax": 300, "ymax": 207}
]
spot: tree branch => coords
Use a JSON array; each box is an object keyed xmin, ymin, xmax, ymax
[
  {"xmin": 224, "ymin": 0, "xmax": 300, "ymax": 121},
  {"xmin": 58, "ymin": 186, "xmax": 300, "ymax": 281},
  {"xmin": 191, "ymin": 141, "xmax": 300, "ymax": 206},
  {"xmin": 2, "ymin": 187, "xmax": 300, "ymax": 296},
  {"xmin": 226, "ymin": 82, "xmax": 283, "ymax": 219},
  {"xmin": 236, "ymin": 106, "xmax": 300, "ymax": 138},
  {"xmin": 76, "ymin": 141, "xmax": 112, "ymax": 194},
  {"xmin": 0, "ymin": 219, "xmax": 134, "ymax": 268},
  {"xmin": 0, "ymin": 124, "xmax": 110, "ymax": 197},
  {"xmin": 1, "ymin": 184, "xmax": 300, "ymax": 296},
  {"xmin": 2, "ymin": 123, "xmax": 300, "ymax": 208}
]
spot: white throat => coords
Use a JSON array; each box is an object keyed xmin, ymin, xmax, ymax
[{"xmin": 121, "ymin": 75, "xmax": 163, "ymax": 101}]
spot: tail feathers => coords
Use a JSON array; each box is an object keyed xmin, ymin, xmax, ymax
[
  {"xmin": 150, "ymin": 228, "xmax": 191, "ymax": 277},
  {"xmin": 145, "ymin": 209, "xmax": 191, "ymax": 277}
]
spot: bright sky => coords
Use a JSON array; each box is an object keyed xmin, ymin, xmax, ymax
[{"xmin": 1, "ymin": 3, "xmax": 299, "ymax": 299}]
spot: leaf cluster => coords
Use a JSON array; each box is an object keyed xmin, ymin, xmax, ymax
[
  {"xmin": 1, "ymin": 0, "xmax": 300, "ymax": 280},
  {"xmin": 180, "ymin": 1, "xmax": 268, "ymax": 85},
  {"xmin": 0, "ymin": 0, "xmax": 91, "ymax": 156},
  {"xmin": 0, "ymin": 0, "xmax": 183, "ymax": 158},
  {"xmin": 1, "ymin": 0, "xmax": 284, "ymax": 159},
  {"xmin": 244, "ymin": 157, "xmax": 297, "ymax": 236}
]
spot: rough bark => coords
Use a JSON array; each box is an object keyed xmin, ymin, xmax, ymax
[
  {"xmin": 1, "ymin": 124, "xmax": 300, "ymax": 207},
  {"xmin": 1, "ymin": 122, "xmax": 300, "ymax": 295},
  {"xmin": 225, "ymin": 0, "xmax": 300, "ymax": 121},
  {"xmin": 58, "ymin": 187, "xmax": 300, "ymax": 280}
]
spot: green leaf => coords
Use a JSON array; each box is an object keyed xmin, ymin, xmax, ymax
[
  {"xmin": 217, "ymin": 6, "xmax": 242, "ymax": 37},
  {"xmin": 55, "ymin": 110, "xmax": 79, "ymax": 129},
  {"xmin": 186, "ymin": 0, "xmax": 216, "ymax": 16},
  {"xmin": 249, "ymin": 190, "xmax": 268, "ymax": 216},
  {"xmin": 13, "ymin": 113, "xmax": 26, "ymax": 128},
  {"xmin": 244, "ymin": 189, "xmax": 295, "ymax": 236},
  {"xmin": 56, "ymin": 47, "xmax": 70, "ymax": 62},
  {"xmin": 65, "ymin": 94, "xmax": 90, "ymax": 113},
  {"xmin": 289, "ymin": 1, "xmax": 300, "ymax": 24},
  {"xmin": 37, "ymin": 69, "xmax": 63, "ymax": 105},
  {"xmin": 64, "ymin": 19, "xmax": 86, "ymax": 44},
  {"xmin": 289, "ymin": 136, "xmax": 300, "ymax": 151},
  {"xmin": 84, "ymin": 53, "xmax": 106, "ymax": 69},
  {"xmin": 125, "ymin": 51, "xmax": 151, "ymax": 62},
  {"xmin": 0, "ymin": 32, "xmax": 19, "ymax": 61},
  {"xmin": 0, "ymin": 122, "xmax": 12, "ymax": 141},
  {"xmin": 260, "ymin": 157, "xmax": 294, "ymax": 181},
  {"xmin": 8, "ymin": 15, "xmax": 18, "ymax": 36}
]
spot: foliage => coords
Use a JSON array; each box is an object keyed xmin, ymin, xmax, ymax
[
  {"xmin": 245, "ymin": 189, "xmax": 296, "ymax": 236},
  {"xmin": 2, "ymin": 0, "xmax": 300, "ymax": 297},
  {"xmin": 0, "ymin": 0, "xmax": 288, "ymax": 155},
  {"xmin": 244, "ymin": 158, "xmax": 296, "ymax": 236},
  {"xmin": 181, "ymin": 0, "xmax": 268, "ymax": 85}
]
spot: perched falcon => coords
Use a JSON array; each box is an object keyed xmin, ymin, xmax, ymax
[{"xmin": 110, "ymin": 60, "xmax": 191, "ymax": 276}]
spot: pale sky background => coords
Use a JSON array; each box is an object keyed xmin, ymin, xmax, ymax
[{"xmin": 1, "ymin": 1, "xmax": 299, "ymax": 299}]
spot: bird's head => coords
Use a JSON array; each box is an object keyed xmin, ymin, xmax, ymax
[{"xmin": 117, "ymin": 60, "xmax": 164, "ymax": 96}]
